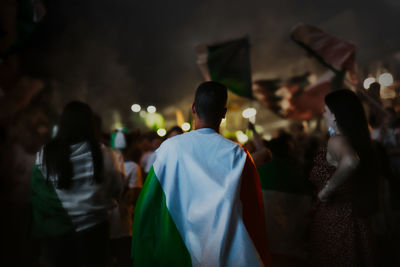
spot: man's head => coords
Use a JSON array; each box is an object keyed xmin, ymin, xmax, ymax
[{"xmin": 192, "ymin": 81, "xmax": 228, "ymax": 128}]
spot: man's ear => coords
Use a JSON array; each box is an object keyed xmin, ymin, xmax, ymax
[{"xmin": 191, "ymin": 103, "xmax": 196, "ymax": 114}]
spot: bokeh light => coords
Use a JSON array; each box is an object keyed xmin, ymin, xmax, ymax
[
  {"xmin": 363, "ymin": 77, "xmax": 376, "ymax": 89},
  {"xmin": 242, "ymin": 108, "xmax": 257, "ymax": 119},
  {"xmin": 147, "ymin": 105, "xmax": 156, "ymax": 113},
  {"xmin": 157, "ymin": 128, "xmax": 166, "ymax": 137},
  {"xmin": 235, "ymin": 131, "xmax": 248, "ymax": 144},
  {"xmin": 144, "ymin": 113, "xmax": 164, "ymax": 129},
  {"xmin": 378, "ymin": 73, "xmax": 393, "ymax": 86},
  {"xmin": 181, "ymin": 122, "xmax": 191, "ymax": 131}
]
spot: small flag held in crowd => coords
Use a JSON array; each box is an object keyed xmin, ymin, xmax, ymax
[{"xmin": 196, "ymin": 37, "xmax": 253, "ymax": 98}]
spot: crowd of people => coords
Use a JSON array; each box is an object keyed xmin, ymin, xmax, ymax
[{"xmin": 28, "ymin": 81, "xmax": 400, "ymax": 266}]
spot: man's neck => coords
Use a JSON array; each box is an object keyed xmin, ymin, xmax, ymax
[{"xmin": 195, "ymin": 120, "xmax": 220, "ymax": 133}]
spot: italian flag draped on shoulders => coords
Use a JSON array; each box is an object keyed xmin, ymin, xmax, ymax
[{"xmin": 132, "ymin": 128, "xmax": 272, "ymax": 266}]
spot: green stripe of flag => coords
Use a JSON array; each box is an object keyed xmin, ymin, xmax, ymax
[
  {"xmin": 29, "ymin": 165, "xmax": 74, "ymax": 238},
  {"xmin": 132, "ymin": 167, "xmax": 192, "ymax": 266}
]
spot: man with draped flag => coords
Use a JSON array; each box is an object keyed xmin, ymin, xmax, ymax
[{"xmin": 132, "ymin": 81, "xmax": 272, "ymax": 266}]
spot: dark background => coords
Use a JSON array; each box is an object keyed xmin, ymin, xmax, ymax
[{"xmin": 22, "ymin": 0, "xmax": 400, "ymax": 127}]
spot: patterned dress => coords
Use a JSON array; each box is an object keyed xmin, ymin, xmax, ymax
[{"xmin": 308, "ymin": 147, "xmax": 376, "ymax": 267}]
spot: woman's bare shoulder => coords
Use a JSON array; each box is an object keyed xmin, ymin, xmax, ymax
[
  {"xmin": 327, "ymin": 135, "xmax": 358, "ymax": 163},
  {"xmin": 327, "ymin": 134, "xmax": 351, "ymax": 149}
]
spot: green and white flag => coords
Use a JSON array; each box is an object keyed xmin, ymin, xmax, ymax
[
  {"xmin": 30, "ymin": 164, "xmax": 75, "ymax": 238},
  {"xmin": 132, "ymin": 128, "xmax": 272, "ymax": 266},
  {"xmin": 196, "ymin": 37, "xmax": 253, "ymax": 98}
]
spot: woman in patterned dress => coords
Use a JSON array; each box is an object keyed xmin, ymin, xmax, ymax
[{"xmin": 308, "ymin": 89, "xmax": 379, "ymax": 266}]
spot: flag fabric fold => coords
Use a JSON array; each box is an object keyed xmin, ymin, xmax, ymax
[
  {"xmin": 131, "ymin": 167, "xmax": 192, "ymax": 266},
  {"xmin": 30, "ymin": 164, "xmax": 75, "ymax": 238}
]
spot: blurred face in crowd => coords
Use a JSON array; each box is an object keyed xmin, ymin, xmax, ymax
[
  {"xmin": 323, "ymin": 105, "xmax": 336, "ymax": 130},
  {"xmin": 138, "ymin": 137, "xmax": 151, "ymax": 152},
  {"xmin": 243, "ymin": 141, "xmax": 255, "ymax": 153},
  {"xmin": 167, "ymin": 130, "xmax": 180, "ymax": 139},
  {"xmin": 383, "ymin": 108, "xmax": 397, "ymax": 127},
  {"xmin": 152, "ymin": 137, "xmax": 163, "ymax": 150}
]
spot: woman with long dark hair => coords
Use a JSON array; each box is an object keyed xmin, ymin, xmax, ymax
[
  {"xmin": 308, "ymin": 89, "xmax": 379, "ymax": 266},
  {"xmin": 30, "ymin": 101, "xmax": 123, "ymax": 267}
]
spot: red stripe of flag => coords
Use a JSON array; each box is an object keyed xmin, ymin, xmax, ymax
[{"xmin": 240, "ymin": 150, "xmax": 273, "ymax": 266}]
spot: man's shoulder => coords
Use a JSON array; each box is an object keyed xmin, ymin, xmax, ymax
[{"xmin": 159, "ymin": 130, "xmax": 244, "ymax": 156}]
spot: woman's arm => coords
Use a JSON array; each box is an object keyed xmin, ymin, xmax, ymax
[
  {"xmin": 102, "ymin": 146, "xmax": 124, "ymax": 200},
  {"xmin": 248, "ymin": 122, "xmax": 272, "ymax": 167},
  {"xmin": 318, "ymin": 135, "xmax": 359, "ymax": 202},
  {"xmin": 124, "ymin": 163, "xmax": 143, "ymax": 206}
]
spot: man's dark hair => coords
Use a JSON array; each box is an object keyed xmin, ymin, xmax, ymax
[{"xmin": 194, "ymin": 81, "xmax": 228, "ymax": 124}]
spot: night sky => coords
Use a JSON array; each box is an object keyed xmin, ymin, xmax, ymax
[{"xmin": 24, "ymin": 0, "xmax": 400, "ymax": 129}]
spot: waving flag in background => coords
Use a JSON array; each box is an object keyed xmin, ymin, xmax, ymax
[
  {"xmin": 196, "ymin": 37, "xmax": 253, "ymax": 98},
  {"xmin": 291, "ymin": 24, "xmax": 356, "ymax": 74},
  {"xmin": 252, "ymin": 73, "xmax": 314, "ymax": 119},
  {"xmin": 196, "ymin": 26, "xmax": 357, "ymax": 119},
  {"xmin": 253, "ymin": 24, "xmax": 357, "ymax": 119},
  {"xmin": 290, "ymin": 23, "xmax": 358, "ymax": 91}
]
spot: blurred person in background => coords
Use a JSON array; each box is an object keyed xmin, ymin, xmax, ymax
[
  {"xmin": 371, "ymin": 107, "xmax": 400, "ymax": 207},
  {"xmin": 367, "ymin": 82, "xmax": 386, "ymax": 141},
  {"xmin": 253, "ymin": 128, "xmax": 311, "ymax": 267},
  {"xmin": 308, "ymin": 89, "xmax": 380, "ymax": 266},
  {"xmin": 370, "ymin": 106, "xmax": 400, "ymax": 265},
  {"xmin": 166, "ymin": 125, "xmax": 184, "ymax": 139},
  {"xmin": 373, "ymin": 107, "xmax": 400, "ymax": 179},
  {"xmin": 29, "ymin": 101, "xmax": 123, "ymax": 267},
  {"xmin": 248, "ymin": 122, "xmax": 272, "ymax": 168},
  {"xmin": 139, "ymin": 131, "xmax": 163, "ymax": 177},
  {"xmin": 108, "ymin": 131, "xmax": 143, "ymax": 267}
]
